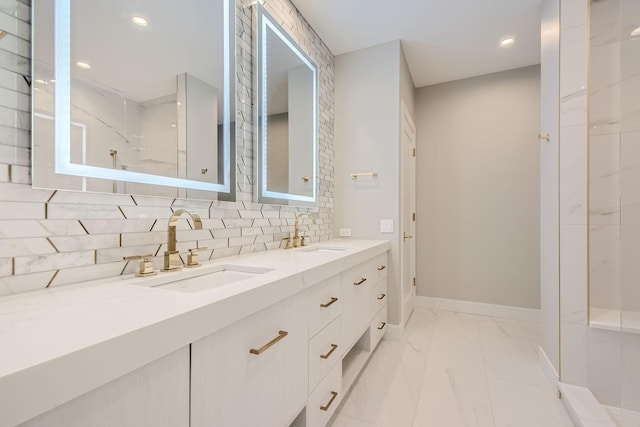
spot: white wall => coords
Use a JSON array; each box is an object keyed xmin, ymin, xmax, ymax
[
  {"xmin": 334, "ymin": 40, "xmax": 414, "ymax": 325},
  {"xmin": 415, "ymin": 65, "xmax": 541, "ymax": 309}
]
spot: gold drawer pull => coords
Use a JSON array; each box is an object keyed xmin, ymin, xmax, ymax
[
  {"xmin": 354, "ymin": 277, "xmax": 367, "ymax": 286},
  {"xmin": 320, "ymin": 344, "xmax": 338, "ymax": 360},
  {"xmin": 377, "ymin": 293, "xmax": 386, "ymax": 300},
  {"xmin": 320, "ymin": 297, "xmax": 338, "ymax": 308},
  {"xmin": 249, "ymin": 330, "xmax": 288, "ymax": 355},
  {"xmin": 320, "ymin": 391, "xmax": 338, "ymax": 411},
  {"xmin": 377, "ymin": 265, "xmax": 386, "ymax": 271},
  {"xmin": 377, "ymin": 322, "xmax": 386, "ymax": 330}
]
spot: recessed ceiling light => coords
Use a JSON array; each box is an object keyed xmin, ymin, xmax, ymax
[
  {"xmin": 631, "ymin": 26, "xmax": 640, "ymax": 36},
  {"xmin": 35, "ymin": 79, "xmax": 46, "ymax": 84},
  {"xmin": 49, "ymin": 79, "xmax": 56, "ymax": 83},
  {"xmin": 76, "ymin": 61, "xmax": 91, "ymax": 69},
  {"xmin": 500, "ymin": 37, "xmax": 515, "ymax": 48},
  {"xmin": 132, "ymin": 16, "xmax": 148, "ymax": 27},
  {"xmin": 170, "ymin": 123, "xmax": 177, "ymax": 128}
]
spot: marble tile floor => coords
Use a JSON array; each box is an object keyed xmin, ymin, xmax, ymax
[{"xmin": 329, "ymin": 308, "xmax": 575, "ymax": 427}]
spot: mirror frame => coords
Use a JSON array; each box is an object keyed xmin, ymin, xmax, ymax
[
  {"xmin": 255, "ymin": 2, "xmax": 318, "ymax": 204},
  {"xmin": 34, "ymin": 0, "xmax": 235, "ymax": 195}
]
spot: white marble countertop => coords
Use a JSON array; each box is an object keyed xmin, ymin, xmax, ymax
[{"xmin": 0, "ymin": 239, "xmax": 389, "ymax": 426}]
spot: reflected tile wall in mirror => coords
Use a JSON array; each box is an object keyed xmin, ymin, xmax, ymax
[{"xmin": 0, "ymin": 0, "xmax": 334, "ymax": 296}]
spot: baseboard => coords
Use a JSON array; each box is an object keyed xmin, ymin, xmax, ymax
[
  {"xmin": 415, "ymin": 296, "xmax": 540, "ymax": 322},
  {"xmin": 538, "ymin": 346, "xmax": 559, "ymax": 393},
  {"xmin": 558, "ymin": 382, "xmax": 615, "ymax": 426}
]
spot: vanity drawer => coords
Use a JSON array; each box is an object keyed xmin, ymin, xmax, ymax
[
  {"xmin": 340, "ymin": 260, "xmax": 374, "ymax": 350},
  {"xmin": 190, "ymin": 293, "xmax": 308, "ymax": 427},
  {"xmin": 371, "ymin": 278, "xmax": 388, "ymax": 316},
  {"xmin": 309, "ymin": 316, "xmax": 341, "ymax": 393},
  {"xmin": 370, "ymin": 305, "xmax": 388, "ymax": 350},
  {"xmin": 306, "ymin": 362, "xmax": 342, "ymax": 427},
  {"xmin": 341, "ymin": 259, "xmax": 374, "ymax": 290},
  {"xmin": 308, "ymin": 275, "xmax": 341, "ymax": 338},
  {"xmin": 372, "ymin": 252, "xmax": 388, "ymax": 282}
]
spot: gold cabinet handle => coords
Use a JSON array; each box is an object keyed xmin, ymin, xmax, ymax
[
  {"xmin": 403, "ymin": 232, "xmax": 413, "ymax": 241},
  {"xmin": 320, "ymin": 391, "xmax": 338, "ymax": 411},
  {"xmin": 302, "ymin": 176, "xmax": 311, "ymax": 182},
  {"xmin": 320, "ymin": 344, "xmax": 338, "ymax": 360},
  {"xmin": 249, "ymin": 330, "xmax": 288, "ymax": 355},
  {"xmin": 537, "ymin": 133, "xmax": 551, "ymax": 142},
  {"xmin": 377, "ymin": 293, "xmax": 386, "ymax": 300},
  {"xmin": 320, "ymin": 297, "xmax": 338, "ymax": 308},
  {"xmin": 377, "ymin": 322, "xmax": 386, "ymax": 330},
  {"xmin": 377, "ymin": 265, "xmax": 386, "ymax": 271},
  {"xmin": 354, "ymin": 277, "xmax": 367, "ymax": 286}
]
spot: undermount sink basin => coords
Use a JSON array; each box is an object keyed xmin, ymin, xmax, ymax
[
  {"xmin": 302, "ymin": 245, "xmax": 348, "ymax": 253},
  {"xmin": 138, "ymin": 265, "xmax": 273, "ymax": 293}
]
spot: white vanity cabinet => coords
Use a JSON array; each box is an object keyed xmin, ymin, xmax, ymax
[
  {"xmin": 190, "ymin": 292, "xmax": 308, "ymax": 427},
  {"xmin": 19, "ymin": 347, "xmax": 190, "ymax": 427},
  {"xmin": 340, "ymin": 260, "xmax": 375, "ymax": 351}
]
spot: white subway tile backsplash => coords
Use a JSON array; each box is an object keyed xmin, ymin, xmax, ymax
[
  {"xmin": 48, "ymin": 234, "xmax": 120, "ymax": 252},
  {"xmin": 0, "ymin": 0, "xmax": 333, "ymax": 294},
  {"xmin": 0, "ymin": 201, "xmax": 44, "ymax": 219},
  {"xmin": 0, "ymin": 271, "xmax": 55, "ymax": 294},
  {"xmin": 47, "ymin": 204, "xmax": 125, "ymax": 220},
  {"xmin": 79, "ymin": 219, "xmax": 155, "ymax": 235},
  {"xmin": 96, "ymin": 245, "xmax": 160, "ymax": 264},
  {"xmin": 0, "ymin": 257, "xmax": 11, "ymax": 277},
  {"xmin": 14, "ymin": 250, "xmax": 95, "ymax": 274},
  {"xmin": 10, "ymin": 164, "xmax": 30, "ymax": 183},
  {"xmin": 0, "ymin": 237, "xmax": 55, "ymax": 257},
  {"xmin": 0, "ymin": 183, "xmax": 51, "ymax": 202},
  {"xmin": 229, "ymin": 235, "xmax": 257, "ymax": 247},
  {"xmin": 48, "ymin": 191, "xmax": 136, "ymax": 206},
  {"xmin": 49, "ymin": 262, "xmax": 126, "ymax": 288}
]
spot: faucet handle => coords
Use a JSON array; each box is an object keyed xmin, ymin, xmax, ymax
[
  {"xmin": 186, "ymin": 247, "xmax": 208, "ymax": 268},
  {"xmin": 300, "ymin": 234, "xmax": 308, "ymax": 247},
  {"xmin": 282, "ymin": 237, "xmax": 292, "ymax": 249},
  {"xmin": 123, "ymin": 254, "xmax": 157, "ymax": 277}
]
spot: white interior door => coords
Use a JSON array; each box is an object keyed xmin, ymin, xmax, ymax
[{"xmin": 400, "ymin": 101, "xmax": 416, "ymax": 326}]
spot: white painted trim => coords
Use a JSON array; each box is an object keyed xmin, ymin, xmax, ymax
[
  {"xmin": 538, "ymin": 346, "xmax": 559, "ymax": 393},
  {"xmin": 558, "ymin": 382, "xmax": 615, "ymax": 427},
  {"xmin": 415, "ymin": 296, "xmax": 540, "ymax": 322}
]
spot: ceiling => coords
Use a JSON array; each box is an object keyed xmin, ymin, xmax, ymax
[{"xmin": 289, "ymin": 0, "xmax": 543, "ymax": 87}]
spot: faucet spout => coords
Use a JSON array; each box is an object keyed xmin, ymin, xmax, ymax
[{"xmin": 163, "ymin": 209, "xmax": 203, "ymax": 271}]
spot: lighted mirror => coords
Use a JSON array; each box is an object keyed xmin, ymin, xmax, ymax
[
  {"xmin": 255, "ymin": 3, "xmax": 318, "ymax": 204},
  {"xmin": 32, "ymin": 0, "xmax": 236, "ymax": 199}
]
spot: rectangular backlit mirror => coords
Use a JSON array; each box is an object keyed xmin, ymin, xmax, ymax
[
  {"xmin": 32, "ymin": 0, "xmax": 235, "ymax": 199},
  {"xmin": 255, "ymin": 3, "xmax": 318, "ymax": 205}
]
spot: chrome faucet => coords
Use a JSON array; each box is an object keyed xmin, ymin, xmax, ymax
[
  {"xmin": 292, "ymin": 213, "xmax": 316, "ymax": 248},
  {"xmin": 163, "ymin": 209, "xmax": 203, "ymax": 272}
]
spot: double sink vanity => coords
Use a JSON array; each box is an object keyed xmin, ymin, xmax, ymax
[{"xmin": 0, "ymin": 239, "xmax": 389, "ymax": 426}]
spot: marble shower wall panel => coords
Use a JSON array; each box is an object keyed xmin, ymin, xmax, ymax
[
  {"xmin": 0, "ymin": 0, "xmax": 335, "ymax": 296},
  {"xmin": 559, "ymin": 0, "xmax": 589, "ymax": 387}
]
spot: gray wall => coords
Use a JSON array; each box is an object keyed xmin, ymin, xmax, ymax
[
  {"xmin": 415, "ymin": 65, "xmax": 541, "ymax": 309},
  {"xmin": 334, "ymin": 40, "xmax": 414, "ymax": 325}
]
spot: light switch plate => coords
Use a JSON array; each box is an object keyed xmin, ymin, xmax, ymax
[
  {"xmin": 380, "ymin": 219, "xmax": 394, "ymax": 233},
  {"xmin": 339, "ymin": 228, "xmax": 352, "ymax": 237}
]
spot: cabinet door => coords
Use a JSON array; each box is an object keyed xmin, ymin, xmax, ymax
[
  {"xmin": 191, "ymin": 293, "xmax": 308, "ymax": 427},
  {"xmin": 340, "ymin": 260, "xmax": 374, "ymax": 350},
  {"xmin": 20, "ymin": 347, "xmax": 190, "ymax": 427}
]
